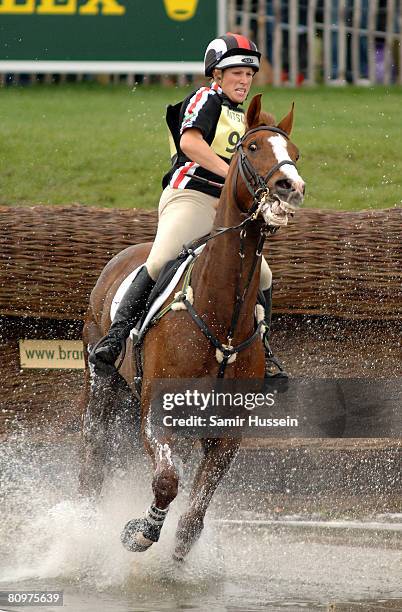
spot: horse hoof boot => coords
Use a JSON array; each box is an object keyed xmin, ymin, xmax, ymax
[
  {"xmin": 173, "ymin": 518, "xmax": 204, "ymax": 561},
  {"xmin": 121, "ymin": 518, "xmax": 162, "ymax": 552},
  {"xmin": 121, "ymin": 518, "xmax": 153, "ymax": 552}
]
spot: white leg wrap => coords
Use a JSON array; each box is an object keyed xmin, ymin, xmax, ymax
[{"xmin": 146, "ymin": 504, "xmax": 169, "ymax": 526}]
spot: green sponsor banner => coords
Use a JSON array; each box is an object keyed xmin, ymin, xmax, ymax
[{"xmin": 0, "ymin": 0, "xmax": 223, "ymax": 64}]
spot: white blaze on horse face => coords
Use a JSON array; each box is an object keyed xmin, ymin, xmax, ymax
[{"xmin": 268, "ymin": 135, "xmax": 305, "ymax": 192}]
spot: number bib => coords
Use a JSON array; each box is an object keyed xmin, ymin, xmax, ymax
[{"xmin": 211, "ymin": 105, "xmax": 245, "ymax": 159}]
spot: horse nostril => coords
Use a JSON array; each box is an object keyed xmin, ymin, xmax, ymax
[{"xmin": 275, "ymin": 179, "xmax": 293, "ymax": 191}]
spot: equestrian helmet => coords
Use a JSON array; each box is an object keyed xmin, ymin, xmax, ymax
[{"xmin": 204, "ymin": 32, "xmax": 260, "ymax": 77}]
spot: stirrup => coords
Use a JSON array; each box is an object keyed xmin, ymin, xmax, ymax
[{"xmin": 264, "ymin": 338, "xmax": 288, "ymax": 379}]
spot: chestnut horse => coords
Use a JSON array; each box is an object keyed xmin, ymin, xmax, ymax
[{"xmin": 79, "ymin": 95, "xmax": 305, "ymax": 561}]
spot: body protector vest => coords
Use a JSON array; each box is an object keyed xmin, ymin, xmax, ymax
[{"xmin": 162, "ymin": 82, "xmax": 246, "ymax": 198}]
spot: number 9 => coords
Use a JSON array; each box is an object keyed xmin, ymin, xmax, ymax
[{"xmin": 226, "ymin": 131, "xmax": 240, "ymax": 154}]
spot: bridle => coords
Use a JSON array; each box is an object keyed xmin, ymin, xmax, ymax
[
  {"xmin": 187, "ymin": 125, "xmax": 299, "ymax": 220},
  {"xmin": 234, "ymin": 125, "xmax": 298, "ymax": 215},
  {"xmin": 182, "ymin": 125, "xmax": 299, "ymax": 248}
]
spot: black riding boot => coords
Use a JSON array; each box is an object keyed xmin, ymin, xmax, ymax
[
  {"xmin": 262, "ymin": 286, "xmax": 288, "ymax": 379},
  {"xmin": 89, "ymin": 266, "xmax": 155, "ymax": 376}
]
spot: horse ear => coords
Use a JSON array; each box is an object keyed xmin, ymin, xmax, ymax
[
  {"xmin": 277, "ymin": 102, "xmax": 294, "ymax": 135},
  {"xmin": 246, "ymin": 94, "xmax": 262, "ymax": 129}
]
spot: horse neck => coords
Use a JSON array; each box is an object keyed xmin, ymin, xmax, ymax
[{"xmin": 192, "ymin": 186, "xmax": 262, "ymax": 340}]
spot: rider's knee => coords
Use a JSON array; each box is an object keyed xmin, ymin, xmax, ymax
[
  {"xmin": 260, "ymin": 257, "xmax": 272, "ymax": 291},
  {"xmin": 144, "ymin": 258, "xmax": 161, "ymax": 282}
]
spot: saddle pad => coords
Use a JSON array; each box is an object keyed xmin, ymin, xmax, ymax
[{"xmin": 110, "ymin": 244, "xmax": 206, "ymax": 341}]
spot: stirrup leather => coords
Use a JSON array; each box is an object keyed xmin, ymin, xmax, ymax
[{"xmin": 263, "ymin": 332, "xmax": 288, "ymax": 378}]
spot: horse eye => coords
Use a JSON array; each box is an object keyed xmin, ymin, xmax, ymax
[{"xmin": 249, "ymin": 143, "xmax": 257, "ymax": 151}]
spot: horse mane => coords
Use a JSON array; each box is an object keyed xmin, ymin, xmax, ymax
[{"xmin": 246, "ymin": 110, "xmax": 276, "ymax": 130}]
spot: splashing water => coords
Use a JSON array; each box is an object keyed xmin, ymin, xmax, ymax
[
  {"xmin": 1, "ymin": 429, "xmax": 401, "ymax": 611},
  {"xmin": 0, "ymin": 432, "xmax": 224, "ymax": 596}
]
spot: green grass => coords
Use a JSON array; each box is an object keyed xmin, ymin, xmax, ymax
[{"xmin": 0, "ymin": 83, "xmax": 401, "ymax": 211}]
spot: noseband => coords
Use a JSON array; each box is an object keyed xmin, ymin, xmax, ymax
[{"xmin": 235, "ymin": 126, "xmax": 298, "ymax": 214}]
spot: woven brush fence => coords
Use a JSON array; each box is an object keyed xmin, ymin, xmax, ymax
[
  {"xmin": 0, "ymin": 205, "xmax": 400, "ymax": 321},
  {"xmin": 267, "ymin": 207, "xmax": 401, "ymax": 319}
]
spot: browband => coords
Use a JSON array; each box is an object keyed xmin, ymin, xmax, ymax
[{"xmin": 238, "ymin": 125, "xmax": 289, "ymax": 145}]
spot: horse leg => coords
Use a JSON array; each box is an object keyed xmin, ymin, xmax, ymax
[
  {"xmin": 78, "ymin": 316, "xmax": 130, "ymax": 498},
  {"xmin": 102, "ymin": 371, "xmax": 141, "ymax": 475},
  {"xmin": 120, "ymin": 434, "xmax": 180, "ymax": 553},
  {"xmin": 79, "ymin": 365, "xmax": 129, "ymax": 498},
  {"xmin": 173, "ymin": 437, "xmax": 240, "ymax": 561}
]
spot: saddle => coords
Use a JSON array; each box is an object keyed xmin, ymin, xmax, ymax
[
  {"xmin": 111, "ymin": 236, "xmax": 266, "ymax": 343},
  {"xmin": 109, "ymin": 242, "xmax": 206, "ymax": 344}
]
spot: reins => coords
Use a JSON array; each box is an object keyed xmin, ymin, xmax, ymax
[
  {"xmin": 180, "ymin": 127, "xmax": 296, "ymax": 253},
  {"xmin": 171, "ymin": 125, "xmax": 298, "ymax": 378}
]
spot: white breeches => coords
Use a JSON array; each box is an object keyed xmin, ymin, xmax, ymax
[{"xmin": 145, "ymin": 187, "xmax": 272, "ymax": 291}]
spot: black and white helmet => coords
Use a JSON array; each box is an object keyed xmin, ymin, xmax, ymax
[{"xmin": 204, "ymin": 32, "xmax": 260, "ymax": 77}]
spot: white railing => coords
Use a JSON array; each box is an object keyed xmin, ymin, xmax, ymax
[{"xmin": 228, "ymin": 0, "xmax": 402, "ymax": 86}]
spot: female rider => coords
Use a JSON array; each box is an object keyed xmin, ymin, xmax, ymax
[{"xmin": 89, "ymin": 33, "xmax": 287, "ymax": 378}]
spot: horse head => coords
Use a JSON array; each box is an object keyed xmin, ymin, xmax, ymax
[{"xmin": 230, "ymin": 93, "xmax": 305, "ymax": 227}]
